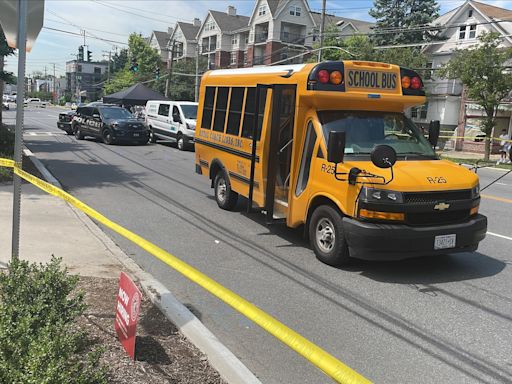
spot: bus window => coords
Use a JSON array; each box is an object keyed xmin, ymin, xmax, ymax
[
  {"xmin": 226, "ymin": 87, "xmax": 245, "ymax": 136},
  {"xmin": 201, "ymin": 86, "xmax": 216, "ymax": 129},
  {"xmin": 213, "ymin": 87, "xmax": 229, "ymax": 132},
  {"xmin": 318, "ymin": 111, "xmax": 436, "ymax": 159},
  {"xmin": 296, "ymin": 122, "xmax": 317, "ymax": 196},
  {"xmin": 241, "ymin": 87, "xmax": 268, "ymax": 140}
]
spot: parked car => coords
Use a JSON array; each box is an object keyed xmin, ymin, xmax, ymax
[
  {"xmin": 57, "ymin": 111, "xmax": 76, "ymax": 134},
  {"xmin": 2, "ymin": 101, "xmax": 9, "ymax": 110},
  {"xmin": 25, "ymin": 98, "xmax": 48, "ymax": 108},
  {"xmin": 145, "ymin": 100, "xmax": 198, "ymax": 150},
  {"xmin": 72, "ymin": 105, "xmax": 149, "ymax": 145}
]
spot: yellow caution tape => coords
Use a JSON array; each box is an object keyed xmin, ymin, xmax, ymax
[{"xmin": 1, "ymin": 158, "xmax": 371, "ymax": 384}]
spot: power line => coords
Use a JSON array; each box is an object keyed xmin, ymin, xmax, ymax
[
  {"xmin": 42, "ymin": 26, "xmax": 128, "ymax": 46},
  {"xmin": 45, "ymin": 18, "xmax": 129, "ymax": 38},
  {"xmin": 91, "ymin": 0, "xmax": 191, "ymax": 24}
]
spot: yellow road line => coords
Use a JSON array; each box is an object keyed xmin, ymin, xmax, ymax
[
  {"xmin": 481, "ymin": 194, "xmax": 512, "ymax": 204},
  {"xmin": 0, "ymin": 158, "xmax": 370, "ymax": 384}
]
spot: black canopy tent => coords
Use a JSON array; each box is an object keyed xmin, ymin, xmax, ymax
[{"xmin": 102, "ymin": 83, "xmax": 168, "ymax": 106}]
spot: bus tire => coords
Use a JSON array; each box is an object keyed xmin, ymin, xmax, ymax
[
  {"xmin": 214, "ymin": 171, "xmax": 238, "ymax": 211},
  {"xmin": 309, "ymin": 205, "xmax": 350, "ymax": 266}
]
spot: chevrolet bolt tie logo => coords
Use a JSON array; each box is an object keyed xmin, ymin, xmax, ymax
[{"xmin": 434, "ymin": 202, "xmax": 450, "ymax": 211}]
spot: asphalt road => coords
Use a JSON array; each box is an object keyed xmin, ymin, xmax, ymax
[{"xmin": 6, "ymin": 107, "xmax": 512, "ymax": 384}]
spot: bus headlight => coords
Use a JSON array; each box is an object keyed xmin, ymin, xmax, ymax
[
  {"xmin": 359, "ymin": 187, "xmax": 404, "ymax": 203},
  {"xmin": 471, "ymin": 184, "xmax": 480, "ymax": 199}
]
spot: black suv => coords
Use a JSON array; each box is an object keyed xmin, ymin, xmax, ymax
[
  {"xmin": 57, "ymin": 111, "xmax": 76, "ymax": 134},
  {"xmin": 72, "ymin": 105, "xmax": 149, "ymax": 145}
]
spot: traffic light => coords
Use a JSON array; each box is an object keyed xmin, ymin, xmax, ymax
[
  {"xmin": 78, "ymin": 45, "xmax": 84, "ymax": 61},
  {"xmin": 130, "ymin": 57, "xmax": 139, "ymax": 72},
  {"xmin": 87, "ymin": 50, "xmax": 92, "ymax": 62},
  {"xmin": 155, "ymin": 67, "xmax": 160, "ymax": 80}
]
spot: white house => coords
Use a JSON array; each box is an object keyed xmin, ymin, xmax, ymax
[{"xmin": 417, "ymin": 0, "xmax": 512, "ymax": 152}]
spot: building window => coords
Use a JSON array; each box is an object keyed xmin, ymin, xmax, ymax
[
  {"xmin": 468, "ymin": 10, "xmax": 473, "ymax": 18},
  {"xmin": 469, "ymin": 24, "xmax": 477, "ymax": 39},
  {"xmin": 289, "ymin": 6, "xmax": 301, "ymax": 16},
  {"xmin": 459, "ymin": 26, "xmax": 466, "ymax": 40},
  {"xmin": 245, "ymin": 35, "xmax": 249, "ymax": 44},
  {"xmin": 231, "ymin": 35, "xmax": 238, "ymax": 46},
  {"xmin": 231, "ymin": 51, "xmax": 238, "ymax": 65},
  {"xmin": 258, "ymin": 5, "xmax": 266, "ymax": 16},
  {"xmin": 94, "ymin": 67, "xmax": 101, "ymax": 74},
  {"xmin": 77, "ymin": 65, "xmax": 82, "ymax": 72},
  {"xmin": 205, "ymin": 20, "xmax": 215, "ymax": 31},
  {"xmin": 425, "ymin": 62, "xmax": 433, "ymax": 80}
]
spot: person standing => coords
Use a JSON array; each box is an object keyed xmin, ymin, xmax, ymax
[{"xmin": 498, "ymin": 129, "xmax": 511, "ymax": 164}]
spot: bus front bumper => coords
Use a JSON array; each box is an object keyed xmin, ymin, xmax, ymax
[{"xmin": 342, "ymin": 214, "xmax": 487, "ymax": 261}]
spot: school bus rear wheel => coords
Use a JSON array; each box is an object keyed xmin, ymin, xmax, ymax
[
  {"xmin": 309, "ymin": 205, "xmax": 350, "ymax": 266},
  {"xmin": 214, "ymin": 171, "xmax": 238, "ymax": 210}
]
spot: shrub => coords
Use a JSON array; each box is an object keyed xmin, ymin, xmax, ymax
[
  {"xmin": 0, "ymin": 125, "xmax": 14, "ymax": 156},
  {"xmin": 0, "ymin": 257, "xmax": 108, "ymax": 384}
]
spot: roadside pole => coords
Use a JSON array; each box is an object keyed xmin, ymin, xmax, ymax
[
  {"xmin": 11, "ymin": 0, "xmax": 28, "ymax": 259},
  {"xmin": 195, "ymin": 45, "xmax": 199, "ymax": 102},
  {"xmin": 317, "ymin": 0, "xmax": 326, "ymax": 62},
  {"xmin": 165, "ymin": 41, "xmax": 175, "ymax": 98}
]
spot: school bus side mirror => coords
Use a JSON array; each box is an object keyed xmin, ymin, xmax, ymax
[
  {"xmin": 428, "ymin": 120, "xmax": 440, "ymax": 148},
  {"xmin": 327, "ymin": 131, "xmax": 346, "ymax": 164},
  {"xmin": 371, "ymin": 144, "xmax": 397, "ymax": 169}
]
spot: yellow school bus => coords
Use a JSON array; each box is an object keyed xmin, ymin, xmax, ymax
[{"xmin": 194, "ymin": 61, "xmax": 487, "ymax": 266}]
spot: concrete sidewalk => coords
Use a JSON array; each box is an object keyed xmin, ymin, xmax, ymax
[
  {"xmin": 0, "ymin": 182, "xmax": 260, "ymax": 384},
  {"xmin": 0, "ymin": 183, "xmax": 123, "ymax": 277}
]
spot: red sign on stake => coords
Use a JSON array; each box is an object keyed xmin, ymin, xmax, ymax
[{"xmin": 115, "ymin": 272, "xmax": 142, "ymax": 360}]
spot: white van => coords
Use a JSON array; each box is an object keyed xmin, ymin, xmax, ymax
[{"xmin": 145, "ymin": 100, "xmax": 198, "ymax": 150}]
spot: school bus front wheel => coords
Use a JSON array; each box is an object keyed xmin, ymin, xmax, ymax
[{"xmin": 309, "ymin": 204, "xmax": 351, "ymax": 266}]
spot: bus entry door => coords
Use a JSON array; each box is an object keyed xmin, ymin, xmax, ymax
[{"xmin": 265, "ymin": 84, "xmax": 297, "ymax": 223}]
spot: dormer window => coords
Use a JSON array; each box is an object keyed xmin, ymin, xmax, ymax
[
  {"xmin": 468, "ymin": 9, "xmax": 473, "ymax": 18},
  {"xmin": 290, "ymin": 6, "xmax": 301, "ymax": 16},
  {"xmin": 258, "ymin": 5, "xmax": 267, "ymax": 16}
]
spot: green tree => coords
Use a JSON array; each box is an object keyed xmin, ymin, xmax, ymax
[
  {"xmin": 314, "ymin": 24, "xmax": 377, "ymax": 61},
  {"xmin": 440, "ymin": 32, "xmax": 512, "ymax": 160},
  {"xmin": 0, "ymin": 28, "xmax": 15, "ymax": 126},
  {"xmin": 369, "ymin": 0, "xmax": 440, "ymax": 46},
  {"xmin": 168, "ymin": 57, "xmax": 207, "ymax": 101},
  {"xmin": 103, "ymin": 33, "xmax": 162, "ymax": 95}
]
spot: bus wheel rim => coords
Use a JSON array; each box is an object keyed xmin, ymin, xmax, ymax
[
  {"xmin": 217, "ymin": 178, "xmax": 227, "ymax": 202},
  {"xmin": 316, "ymin": 218, "xmax": 335, "ymax": 253}
]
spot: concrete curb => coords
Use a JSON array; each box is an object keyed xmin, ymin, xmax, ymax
[{"xmin": 25, "ymin": 150, "xmax": 262, "ymax": 384}]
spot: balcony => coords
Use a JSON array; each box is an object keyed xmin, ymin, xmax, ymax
[
  {"xmin": 280, "ymin": 31, "xmax": 305, "ymax": 45},
  {"xmin": 425, "ymin": 79, "xmax": 463, "ymax": 96},
  {"xmin": 254, "ymin": 32, "xmax": 268, "ymax": 44},
  {"xmin": 253, "ymin": 56, "xmax": 265, "ymax": 65}
]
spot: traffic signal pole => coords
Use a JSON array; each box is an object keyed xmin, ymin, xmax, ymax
[
  {"xmin": 165, "ymin": 41, "xmax": 175, "ymax": 98},
  {"xmin": 12, "ymin": 0, "xmax": 28, "ymax": 260}
]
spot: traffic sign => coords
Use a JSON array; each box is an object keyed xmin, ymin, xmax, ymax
[{"xmin": 0, "ymin": 0, "xmax": 44, "ymax": 52}]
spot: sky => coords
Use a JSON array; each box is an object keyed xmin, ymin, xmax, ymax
[{"xmin": 4, "ymin": 0, "xmax": 512, "ymax": 78}]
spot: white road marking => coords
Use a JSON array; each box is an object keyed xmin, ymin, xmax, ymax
[
  {"xmin": 487, "ymin": 232, "xmax": 512, "ymax": 241},
  {"xmin": 28, "ymin": 132, "xmax": 36, "ymax": 136},
  {"xmin": 496, "ymin": 182, "xmax": 508, "ymax": 186},
  {"xmin": 23, "ymin": 131, "xmax": 64, "ymax": 136}
]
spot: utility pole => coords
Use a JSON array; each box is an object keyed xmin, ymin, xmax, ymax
[
  {"xmin": 103, "ymin": 50, "xmax": 112, "ymax": 82},
  {"xmin": 53, "ymin": 63, "xmax": 56, "ymax": 103},
  {"xmin": 195, "ymin": 45, "xmax": 200, "ymax": 102},
  {"xmin": 165, "ymin": 40, "xmax": 176, "ymax": 98},
  {"xmin": 317, "ymin": 0, "xmax": 326, "ymax": 62}
]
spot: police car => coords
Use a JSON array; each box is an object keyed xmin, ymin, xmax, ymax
[{"xmin": 72, "ymin": 105, "xmax": 149, "ymax": 145}]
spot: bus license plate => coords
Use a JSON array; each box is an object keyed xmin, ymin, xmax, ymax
[{"xmin": 434, "ymin": 234, "xmax": 456, "ymax": 250}]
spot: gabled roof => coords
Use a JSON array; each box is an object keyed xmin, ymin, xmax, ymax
[
  {"xmin": 209, "ymin": 10, "xmax": 250, "ymax": 33},
  {"xmin": 151, "ymin": 30, "xmax": 171, "ymax": 49},
  {"xmin": 471, "ymin": 0, "xmax": 512, "ymax": 19},
  {"xmin": 267, "ymin": 0, "xmax": 285, "ymax": 15},
  {"xmin": 176, "ymin": 21, "xmax": 200, "ymax": 41},
  {"xmin": 310, "ymin": 12, "xmax": 374, "ymax": 34}
]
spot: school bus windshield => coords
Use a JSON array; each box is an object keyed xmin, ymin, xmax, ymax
[{"xmin": 318, "ymin": 111, "xmax": 436, "ymax": 159}]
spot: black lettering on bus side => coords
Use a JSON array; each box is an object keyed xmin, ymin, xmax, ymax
[
  {"xmin": 348, "ymin": 71, "xmax": 354, "ymax": 87},
  {"xmin": 391, "ymin": 74, "xmax": 397, "ymax": 88}
]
